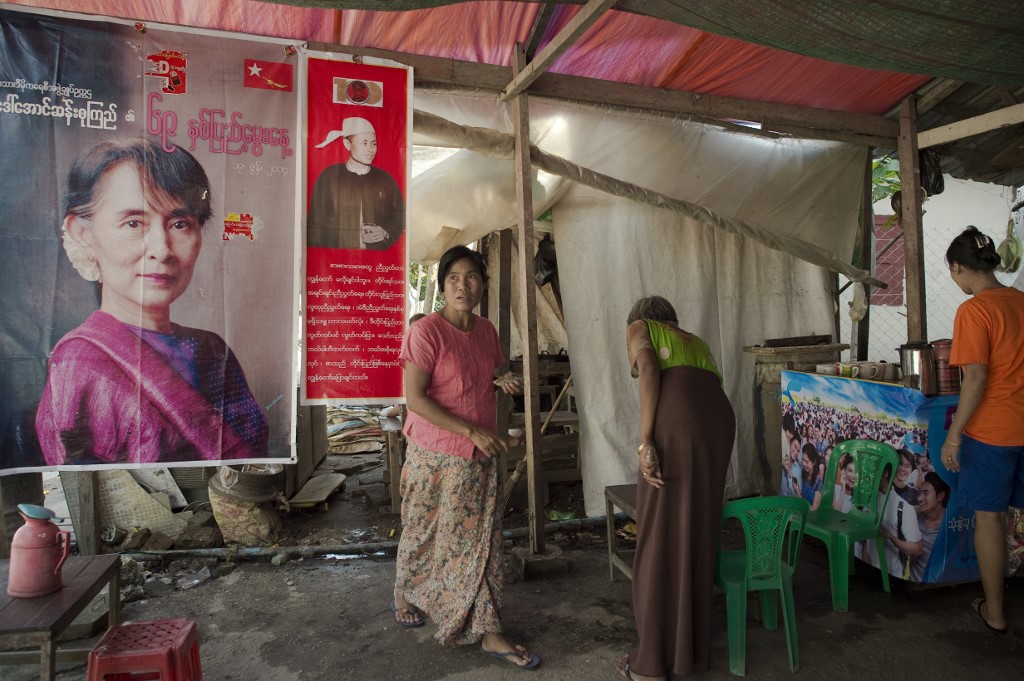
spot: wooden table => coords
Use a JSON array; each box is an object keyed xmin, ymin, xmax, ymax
[
  {"xmin": 0, "ymin": 554, "xmax": 120, "ymax": 680},
  {"xmin": 604, "ymin": 484, "xmax": 638, "ymax": 582}
]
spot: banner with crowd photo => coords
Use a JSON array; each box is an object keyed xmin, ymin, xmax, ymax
[
  {"xmin": 778, "ymin": 370, "xmax": 987, "ymax": 585},
  {"xmin": 0, "ymin": 7, "xmax": 300, "ymax": 475},
  {"xmin": 303, "ymin": 53, "xmax": 411, "ymax": 405}
]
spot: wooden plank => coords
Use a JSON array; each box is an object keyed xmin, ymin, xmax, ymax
[
  {"xmin": 764, "ymin": 122, "xmax": 895, "ymax": 148},
  {"xmin": 855, "ymin": 152, "xmax": 873, "ymax": 361},
  {"xmin": 890, "ymin": 78, "xmax": 964, "ymax": 117},
  {"xmin": 605, "ymin": 484, "xmax": 638, "ymax": 582},
  {"xmin": 511, "ymin": 45, "xmax": 545, "ymax": 555},
  {"xmin": 501, "ymin": 0, "xmax": 617, "ymax": 101},
  {"xmin": 495, "ymin": 229, "xmax": 513, "ymax": 480},
  {"xmin": 69, "ymin": 472, "xmax": 98, "ymax": 556},
  {"xmin": 382, "ymin": 419, "xmax": 403, "ymax": 514},
  {"xmin": 0, "ymin": 647, "xmax": 92, "ymax": 659},
  {"xmin": 530, "ymin": 72, "xmax": 899, "ymax": 138},
  {"xmin": 510, "ymin": 411, "xmax": 578, "ymax": 429},
  {"xmin": 306, "ymin": 41, "xmax": 897, "ymax": 140},
  {"xmin": 918, "ymin": 102, "xmax": 1024, "ymax": 149},
  {"xmin": 385, "ymin": 430, "xmax": 403, "ymax": 513},
  {"xmin": 898, "ymin": 96, "xmax": 927, "ymax": 342},
  {"xmin": 524, "ymin": 1, "xmax": 557, "ymax": 59},
  {"xmin": 288, "ymin": 473, "xmax": 346, "ymax": 507}
]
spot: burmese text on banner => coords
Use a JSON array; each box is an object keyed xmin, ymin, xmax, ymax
[
  {"xmin": 304, "ymin": 55, "xmax": 411, "ymax": 404},
  {"xmin": 0, "ymin": 7, "xmax": 300, "ymax": 474}
]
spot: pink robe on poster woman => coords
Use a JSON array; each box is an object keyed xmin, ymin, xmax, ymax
[{"xmin": 36, "ymin": 311, "xmax": 268, "ymax": 465}]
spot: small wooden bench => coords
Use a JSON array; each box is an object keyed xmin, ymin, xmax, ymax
[
  {"xmin": 0, "ymin": 554, "xmax": 120, "ymax": 681},
  {"xmin": 604, "ymin": 484, "xmax": 638, "ymax": 582}
]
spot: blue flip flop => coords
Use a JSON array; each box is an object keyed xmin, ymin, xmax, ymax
[
  {"xmin": 389, "ymin": 601, "xmax": 425, "ymax": 628},
  {"xmin": 481, "ymin": 646, "xmax": 540, "ymax": 670}
]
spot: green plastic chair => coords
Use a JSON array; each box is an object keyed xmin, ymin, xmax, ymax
[
  {"xmin": 804, "ymin": 438, "xmax": 900, "ymax": 612},
  {"xmin": 715, "ymin": 495, "xmax": 810, "ymax": 677}
]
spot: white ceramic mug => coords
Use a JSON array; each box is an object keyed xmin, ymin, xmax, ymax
[
  {"xmin": 816, "ymin": 363, "xmax": 837, "ymax": 375},
  {"xmin": 858, "ymin": 362, "xmax": 882, "ymax": 380},
  {"xmin": 838, "ymin": 362, "xmax": 860, "ymax": 378},
  {"xmin": 880, "ymin": 362, "xmax": 896, "ymax": 381}
]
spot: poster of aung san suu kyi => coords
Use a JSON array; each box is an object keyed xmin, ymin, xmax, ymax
[{"xmin": 0, "ymin": 6, "xmax": 300, "ymax": 474}]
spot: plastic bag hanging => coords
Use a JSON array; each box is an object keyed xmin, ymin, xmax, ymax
[
  {"xmin": 996, "ymin": 218, "xmax": 1021, "ymax": 273},
  {"xmin": 848, "ymin": 283, "xmax": 867, "ymax": 322}
]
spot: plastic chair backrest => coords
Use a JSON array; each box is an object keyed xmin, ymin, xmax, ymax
[
  {"xmin": 720, "ymin": 496, "xmax": 809, "ymax": 584},
  {"xmin": 818, "ymin": 439, "xmax": 899, "ymax": 525}
]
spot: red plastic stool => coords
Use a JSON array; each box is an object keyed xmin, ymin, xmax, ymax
[{"xmin": 87, "ymin": 618, "xmax": 202, "ymax": 681}]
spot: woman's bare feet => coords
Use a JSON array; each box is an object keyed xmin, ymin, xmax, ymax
[{"xmin": 391, "ymin": 591, "xmax": 423, "ymax": 626}]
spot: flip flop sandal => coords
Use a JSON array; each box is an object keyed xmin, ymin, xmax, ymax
[
  {"xmin": 972, "ymin": 598, "xmax": 1008, "ymax": 634},
  {"xmin": 389, "ymin": 600, "xmax": 425, "ymax": 628},
  {"xmin": 481, "ymin": 646, "xmax": 541, "ymax": 670}
]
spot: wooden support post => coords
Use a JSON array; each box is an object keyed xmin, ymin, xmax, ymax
[
  {"xmin": 510, "ymin": 45, "xmax": 545, "ymax": 554},
  {"xmin": 855, "ymin": 151, "xmax": 874, "ymax": 360},
  {"xmin": 68, "ymin": 472, "xmax": 99, "ymax": 556},
  {"xmin": 898, "ymin": 97, "xmax": 927, "ymax": 342},
  {"xmin": 494, "ymin": 230, "xmax": 514, "ymax": 486}
]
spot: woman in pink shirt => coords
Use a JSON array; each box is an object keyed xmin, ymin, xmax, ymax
[{"xmin": 392, "ymin": 245, "xmax": 537, "ymax": 669}]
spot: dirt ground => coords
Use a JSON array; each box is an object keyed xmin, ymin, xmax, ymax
[{"xmin": 5, "ymin": 471, "xmax": 1024, "ymax": 680}]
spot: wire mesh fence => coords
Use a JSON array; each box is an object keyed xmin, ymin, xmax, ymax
[{"xmin": 839, "ymin": 190, "xmax": 1024, "ymax": 363}]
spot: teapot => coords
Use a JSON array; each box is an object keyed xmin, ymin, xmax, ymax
[{"xmin": 7, "ymin": 503, "xmax": 71, "ymax": 598}]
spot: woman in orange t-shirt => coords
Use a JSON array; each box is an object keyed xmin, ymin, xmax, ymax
[{"xmin": 942, "ymin": 226, "xmax": 1024, "ymax": 634}]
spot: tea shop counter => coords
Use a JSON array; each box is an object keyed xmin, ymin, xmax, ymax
[{"xmin": 778, "ymin": 370, "xmax": 1004, "ymax": 585}]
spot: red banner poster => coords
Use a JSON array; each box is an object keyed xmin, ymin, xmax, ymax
[{"xmin": 303, "ymin": 56, "xmax": 411, "ymax": 403}]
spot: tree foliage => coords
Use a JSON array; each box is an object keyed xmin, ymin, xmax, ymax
[{"xmin": 871, "ymin": 156, "xmax": 901, "ymax": 204}]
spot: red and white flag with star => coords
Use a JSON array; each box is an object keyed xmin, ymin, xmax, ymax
[{"xmin": 244, "ymin": 59, "xmax": 293, "ymax": 92}]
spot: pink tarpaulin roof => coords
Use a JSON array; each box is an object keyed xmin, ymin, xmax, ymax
[
  {"xmin": 7, "ymin": 0, "xmax": 930, "ymax": 114},
  {"xmin": 5, "ymin": 0, "xmax": 1021, "ymax": 183}
]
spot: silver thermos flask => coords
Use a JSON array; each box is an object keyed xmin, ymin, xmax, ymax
[{"xmin": 898, "ymin": 341, "xmax": 937, "ymax": 395}]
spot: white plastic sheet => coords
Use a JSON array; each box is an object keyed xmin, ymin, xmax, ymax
[{"xmin": 410, "ymin": 92, "xmax": 861, "ymax": 514}]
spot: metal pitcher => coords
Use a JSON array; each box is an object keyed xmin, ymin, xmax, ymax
[{"xmin": 898, "ymin": 342, "xmax": 936, "ymax": 395}]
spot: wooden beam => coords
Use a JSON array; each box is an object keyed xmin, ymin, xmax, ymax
[
  {"xmin": 904, "ymin": 78, "xmax": 964, "ymax": 117},
  {"xmin": 919, "ymin": 102, "xmax": 1024, "ymax": 149},
  {"xmin": 530, "ymin": 73, "xmax": 899, "ymax": 138},
  {"xmin": 306, "ymin": 41, "xmax": 897, "ymax": 139},
  {"xmin": 765, "ymin": 123, "xmax": 895, "ymax": 148},
  {"xmin": 510, "ymin": 45, "xmax": 545, "ymax": 555},
  {"xmin": 524, "ymin": 1, "xmax": 557, "ymax": 59},
  {"xmin": 67, "ymin": 472, "xmax": 99, "ymax": 556},
  {"xmin": 501, "ymin": 0, "xmax": 617, "ymax": 102},
  {"xmin": 494, "ymin": 230, "xmax": 513, "ymax": 492},
  {"xmin": 898, "ymin": 97, "xmax": 927, "ymax": 342},
  {"xmin": 855, "ymin": 152, "xmax": 874, "ymax": 360},
  {"xmin": 994, "ymin": 87, "xmax": 1020, "ymax": 108}
]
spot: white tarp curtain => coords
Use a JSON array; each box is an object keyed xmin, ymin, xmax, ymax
[
  {"xmin": 410, "ymin": 93, "xmax": 865, "ymax": 514},
  {"xmin": 556, "ymin": 185, "xmax": 835, "ymax": 514}
]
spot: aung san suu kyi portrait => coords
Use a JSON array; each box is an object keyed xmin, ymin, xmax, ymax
[{"xmin": 35, "ymin": 138, "xmax": 270, "ymax": 466}]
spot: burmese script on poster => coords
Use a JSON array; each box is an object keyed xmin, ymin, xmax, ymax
[{"xmin": 303, "ymin": 55, "xmax": 411, "ymax": 404}]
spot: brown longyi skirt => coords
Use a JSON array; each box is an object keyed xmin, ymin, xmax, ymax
[{"xmin": 629, "ymin": 366, "xmax": 736, "ymax": 677}]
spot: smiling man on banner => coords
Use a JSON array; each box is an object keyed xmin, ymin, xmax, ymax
[{"xmin": 307, "ymin": 116, "xmax": 404, "ymax": 250}]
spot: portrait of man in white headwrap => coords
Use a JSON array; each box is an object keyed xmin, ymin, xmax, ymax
[{"xmin": 307, "ymin": 116, "xmax": 405, "ymax": 249}]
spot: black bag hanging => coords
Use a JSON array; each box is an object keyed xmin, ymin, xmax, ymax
[
  {"xmin": 534, "ymin": 236, "xmax": 557, "ymax": 286},
  {"xmin": 919, "ymin": 149, "xmax": 945, "ymax": 197}
]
